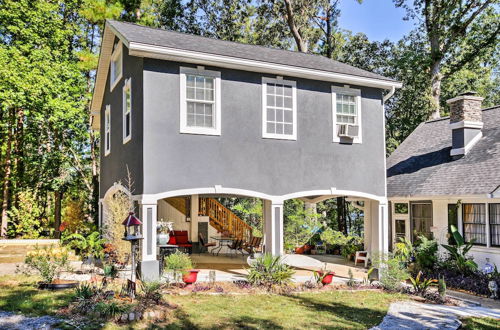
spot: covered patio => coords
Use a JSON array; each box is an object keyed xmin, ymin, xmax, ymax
[{"xmin": 182, "ymin": 253, "xmax": 370, "ymax": 284}]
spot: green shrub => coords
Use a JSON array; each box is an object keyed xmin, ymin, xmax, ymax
[
  {"xmin": 164, "ymin": 251, "xmax": 193, "ymax": 282},
  {"xmin": 140, "ymin": 281, "xmax": 163, "ymax": 303},
  {"xmin": 246, "ymin": 253, "xmax": 294, "ymax": 288},
  {"xmin": 94, "ymin": 301, "xmax": 129, "ymax": 317},
  {"xmin": 24, "ymin": 245, "xmax": 71, "ymax": 283},
  {"xmin": 414, "ymin": 236, "xmax": 438, "ymax": 272},
  {"xmin": 409, "ymin": 271, "xmax": 436, "ymax": 296},
  {"xmin": 371, "ymin": 253, "xmax": 410, "ymax": 292},
  {"xmin": 320, "ymin": 228, "xmax": 363, "ymax": 259},
  {"xmin": 75, "ymin": 282, "xmax": 101, "ymax": 300}
]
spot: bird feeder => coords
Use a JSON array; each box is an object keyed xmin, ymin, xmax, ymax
[{"xmin": 122, "ymin": 212, "xmax": 143, "ymax": 299}]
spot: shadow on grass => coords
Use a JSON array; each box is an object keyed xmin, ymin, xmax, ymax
[{"xmin": 0, "ymin": 282, "xmax": 74, "ymax": 316}]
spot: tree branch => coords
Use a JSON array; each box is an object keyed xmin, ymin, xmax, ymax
[{"xmin": 283, "ymin": 0, "xmax": 307, "ymax": 52}]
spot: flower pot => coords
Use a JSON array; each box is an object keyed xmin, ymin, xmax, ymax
[
  {"xmin": 157, "ymin": 233, "xmax": 170, "ymax": 245},
  {"xmin": 318, "ymin": 271, "xmax": 335, "ymax": 285},
  {"xmin": 295, "ymin": 246, "xmax": 305, "ymax": 254},
  {"xmin": 182, "ymin": 270, "xmax": 199, "ymax": 284},
  {"xmin": 38, "ymin": 279, "xmax": 79, "ymax": 290}
]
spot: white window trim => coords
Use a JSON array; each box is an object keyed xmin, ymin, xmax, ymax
[
  {"xmin": 332, "ymin": 86, "xmax": 362, "ymax": 144},
  {"xmin": 261, "ymin": 77, "xmax": 297, "ymax": 141},
  {"xmin": 110, "ymin": 41, "xmax": 123, "ymax": 92},
  {"xmin": 122, "ymin": 78, "xmax": 132, "ymax": 144},
  {"xmin": 179, "ymin": 66, "xmax": 221, "ymax": 136},
  {"xmin": 104, "ymin": 105, "xmax": 111, "ymax": 156}
]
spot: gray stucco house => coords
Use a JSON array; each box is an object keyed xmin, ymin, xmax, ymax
[
  {"xmin": 91, "ymin": 20, "xmax": 401, "ymax": 280},
  {"xmin": 387, "ymin": 92, "xmax": 500, "ymax": 268}
]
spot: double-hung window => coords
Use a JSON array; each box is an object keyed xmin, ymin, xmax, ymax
[
  {"xmin": 489, "ymin": 204, "xmax": 500, "ymax": 247},
  {"xmin": 462, "ymin": 203, "xmax": 486, "ymax": 245},
  {"xmin": 262, "ymin": 78, "xmax": 297, "ymax": 140},
  {"xmin": 110, "ymin": 40, "xmax": 123, "ymax": 91},
  {"xmin": 332, "ymin": 86, "xmax": 362, "ymax": 143},
  {"xmin": 104, "ymin": 105, "xmax": 111, "ymax": 156},
  {"xmin": 180, "ymin": 67, "xmax": 221, "ymax": 135},
  {"xmin": 122, "ymin": 78, "xmax": 132, "ymax": 143}
]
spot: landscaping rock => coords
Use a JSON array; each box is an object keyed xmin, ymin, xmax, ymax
[{"xmin": 0, "ymin": 311, "xmax": 63, "ymax": 330}]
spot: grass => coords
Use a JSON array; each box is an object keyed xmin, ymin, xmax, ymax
[
  {"xmin": 0, "ymin": 275, "xmax": 75, "ymax": 316},
  {"xmin": 460, "ymin": 317, "xmax": 500, "ymax": 330},
  {"xmin": 162, "ymin": 290, "xmax": 405, "ymax": 329},
  {"xmin": 0, "ymin": 275, "xmax": 404, "ymax": 329}
]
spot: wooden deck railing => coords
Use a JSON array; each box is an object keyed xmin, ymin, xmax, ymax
[{"xmin": 199, "ymin": 197, "xmax": 253, "ymax": 242}]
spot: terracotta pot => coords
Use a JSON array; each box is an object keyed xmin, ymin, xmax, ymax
[
  {"xmin": 318, "ymin": 271, "xmax": 335, "ymax": 285},
  {"xmin": 182, "ymin": 270, "xmax": 199, "ymax": 284},
  {"xmin": 295, "ymin": 246, "xmax": 305, "ymax": 254}
]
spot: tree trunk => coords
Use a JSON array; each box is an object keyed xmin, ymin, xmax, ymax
[
  {"xmin": 325, "ymin": 9, "xmax": 332, "ymax": 58},
  {"xmin": 54, "ymin": 190, "xmax": 63, "ymax": 238},
  {"xmin": 90, "ymin": 129, "xmax": 99, "ymax": 224},
  {"xmin": 283, "ymin": 0, "xmax": 307, "ymax": 52},
  {"xmin": 430, "ymin": 59, "xmax": 442, "ymax": 119},
  {"xmin": 337, "ymin": 197, "xmax": 347, "ymax": 235},
  {"xmin": 1, "ymin": 109, "xmax": 14, "ymax": 237}
]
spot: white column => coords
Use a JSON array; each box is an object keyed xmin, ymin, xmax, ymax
[
  {"xmin": 363, "ymin": 200, "xmax": 372, "ymax": 251},
  {"xmin": 190, "ymin": 195, "xmax": 199, "ymax": 242},
  {"xmin": 264, "ymin": 200, "xmax": 284, "ymax": 256},
  {"xmin": 369, "ymin": 200, "xmax": 389, "ymax": 254},
  {"xmin": 380, "ymin": 201, "xmax": 389, "ymax": 253},
  {"xmin": 140, "ymin": 201, "xmax": 158, "ymax": 261}
]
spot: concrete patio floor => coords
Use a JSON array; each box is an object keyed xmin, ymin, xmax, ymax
[{"xmin": 189, "ymin": 253, "xmax": 368, "ymax": 283}]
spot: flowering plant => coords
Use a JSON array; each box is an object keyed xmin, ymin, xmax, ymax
[{"xmin": 24, "ymin": 245, "xmax": 71, "ymax": 283}]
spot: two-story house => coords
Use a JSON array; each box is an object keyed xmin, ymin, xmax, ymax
[{"xmin": 91, "ymin": 20, "xmax": 401, "ymax": 280}]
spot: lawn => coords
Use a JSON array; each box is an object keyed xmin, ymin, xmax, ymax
[
  {"xmin": 0, "ymin": 275, "xmax": 404, "ymax": 329},
  {"xmin": 460, "ymin": 317, "xmax": 500, "ymax": 330}
]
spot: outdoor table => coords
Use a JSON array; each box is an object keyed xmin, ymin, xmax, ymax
[
  {"xmin": 210, "ymin": 236, "xmax": 235, "ymax": 256},
  {"xmin": 158, "ymin": 244, "xmax": 179, "ymax": 275}
]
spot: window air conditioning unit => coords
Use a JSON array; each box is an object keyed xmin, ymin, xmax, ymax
[{"xmin": 338, "ymin": 124, "xmax": 359, "ymax": 138}]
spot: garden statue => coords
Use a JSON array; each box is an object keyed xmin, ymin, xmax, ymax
[{"xmin": 488, "ymin": 280, "xmax": 498, "ymax": 299}]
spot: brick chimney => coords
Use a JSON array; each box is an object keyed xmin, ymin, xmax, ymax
[{"xmin": 447, "ymin": 91, "xmax": 484, "ymax": 157}]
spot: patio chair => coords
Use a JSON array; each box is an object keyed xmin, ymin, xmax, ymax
[
  {"xmin": 171, "ymin": 230, "xmax": 193, "ymax": 254},
  {"xmin": 198, "ymin": 233, "xmax": 216, "ymax": 254},
  {"xmin": 243, "ymin": 236, "xmax": 262, "ymax": 257},
  {"xmin": 354, "ymin": 251, "xmax": 369, "ymax": 268},
  {"xmin": 228, "ymin": 238, "xmax": 244, "ymax": 256}
]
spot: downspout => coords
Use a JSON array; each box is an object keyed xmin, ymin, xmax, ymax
[{"xmin": 383, "ymin": 86, "xmax": 396, "ymax": 104}]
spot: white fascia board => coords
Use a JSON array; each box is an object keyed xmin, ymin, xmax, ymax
[
  {"xmin": 449, "ymin": 120, "xmax": 484, "ymax": 129},
  {"xmin": 127, "ymin": 42, "xmax": 402, "ymax": 90}
]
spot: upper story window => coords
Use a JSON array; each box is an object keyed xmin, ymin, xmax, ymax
[
  {"xmin": 180, "ymin": 67, "xmax": 221, "ymax": 135},
  {"xmin": 462, "ymin": 203, "xmax": 486, "ymax": 245},
  {"xmin": 262, "ymin": 77, "xmax": 297, "ymax": 140},
  {"xmin": 104, "ymin": 105, "xmax": 111, "ymax": 156},
  {"xmin": 122, "ymin": 78, "xmax": 132, "ymax": 143},
  {"xmin": 332, "ymin": 86, "xmax": 362, "ymax": 143},
  {"xmin": 110, "ymin": 40, "xmax": 123, "ymax": 91}
]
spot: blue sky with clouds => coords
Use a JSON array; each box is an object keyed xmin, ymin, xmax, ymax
[{"xmin": 338, "ymin": 0, "xmax": 416, "ymax": 42}]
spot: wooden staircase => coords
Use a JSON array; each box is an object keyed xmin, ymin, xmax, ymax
[{"xmin": 165, "ymin": 196, "xmax": 253, "ymax": 246}]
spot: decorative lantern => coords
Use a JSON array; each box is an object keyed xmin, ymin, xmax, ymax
[{"xmin": 122, "ymin": 212, "xmax": 143, "ymax": 241}]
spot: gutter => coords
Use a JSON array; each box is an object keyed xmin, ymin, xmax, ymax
[{"xmin": 382, "ymin": 86, "xmax": 396, "ymax": 104}]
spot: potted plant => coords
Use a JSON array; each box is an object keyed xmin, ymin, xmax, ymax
[
  {"xmin": 314, "ymin": 264, "xmax": 335, "ymax": 285},
  {"xmin": 23, "ymin": 245, "xmax": 77, "ymax": 289},
  {"xmin": 164, "ymin": 251, "xmax": 194, "ymax": 285},
  {"xmin": 182, "ymin": 269, "xmax": 200, "ymax": 285},
  {"xmin": 157, "ymin": 220, "xmax": 173, "ymax": 245}
]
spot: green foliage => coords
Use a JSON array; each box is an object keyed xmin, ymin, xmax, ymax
[
  {"xmin": 140, "ymin": 281, "xmax": 163, "ymax": 303},
  {"xmin": 393, "ymin": 237, "xmax": 413, "ymax": 264},
  {"xmin": 320, "ymin": 228, "xmax": 363, "ymax": 259},
  {"xmin": 103, "ymin": 264, "xmax": 118, "ymax": 278},
  {"xmin": 414, "ymin": 236, "xmax": 438, "ymax": 272},
  {"xmin": 75, "ymin": 282, "xmax": 101, "ymax": 300},
  {"xmin": 246, "ymin": 253, "xmax": 294, "ymax": 288},
  {"xmin": 371, "ymin": 253, "xmax": 410, "ymax": 292},
  {"xmin": 94, "ymin": 301, "xmax": 130, "ymax": 317},
  {"xmin": 23, "ymin": 245, "xmax": 71, "ymax": 283},
  {"xmin": 284, "ymin": 199, "xmax": 322, "ymax": 251},
  {"xmin": 441, "ymin": 225, "xmax": 478, "ymax": 274},
  {"xmin": 409, "ymin": 271, "xmax": 436, "ymax": 296},
  {"xmin": 438, "ymin": 276, "xmax": 446, "ymax": 298},
  {"xmin": 62, "ymin": 231, "xmax": 105, "ymax": 261},
  {"xmin": 164, "ymin": 251, "xmax": 193, "ymax": 282},
  {"xmin": 7, "ymin": 190, "xmax": 47, "ymax": 238}
]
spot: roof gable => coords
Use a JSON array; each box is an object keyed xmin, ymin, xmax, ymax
[{"xmin": 387, "ymin": 106, "xmax": 500, "ymax": 198}]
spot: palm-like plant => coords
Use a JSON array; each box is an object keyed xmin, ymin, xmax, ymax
[
  {"xmin": 409, "ymin": 271, "xmax": 436, "ymax": 295},
  {"xmin": 247, "ymin": 253, "xmax": 294, "ymax": 288},
  {"xmin": 441, "ymin": 225, "xmax": 478, "ymax": 274}
]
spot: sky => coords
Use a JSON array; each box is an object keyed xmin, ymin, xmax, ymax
[{"xmin": 338, "ymin": 0, "xmax": 416, "ymax": 42}]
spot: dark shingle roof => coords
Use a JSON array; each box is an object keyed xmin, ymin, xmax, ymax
[
  {"xmin": 108, "ymin": 20, "xmax": 397, "ymax": 83},
  {"xmin": 387, "ymin": 106, "xmax": 500, "ymax": 197}
]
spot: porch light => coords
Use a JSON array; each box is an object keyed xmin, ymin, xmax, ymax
[{"xmin": 122, "ymin": 212, "xmax": 143, "ymax": 241}]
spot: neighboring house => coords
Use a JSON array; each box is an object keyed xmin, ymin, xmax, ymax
[
  {"xmin": 91, "ymin": 20, "xmax": 401, "ymax": 280},
  {"xmin": 387, "ymin": 92, "xmax": 500, "ymax": 268}
]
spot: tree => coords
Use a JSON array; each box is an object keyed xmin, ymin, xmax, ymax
[{"xmin": 394, "ymin": 0, "xmax": 500, "ymax": 119}]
